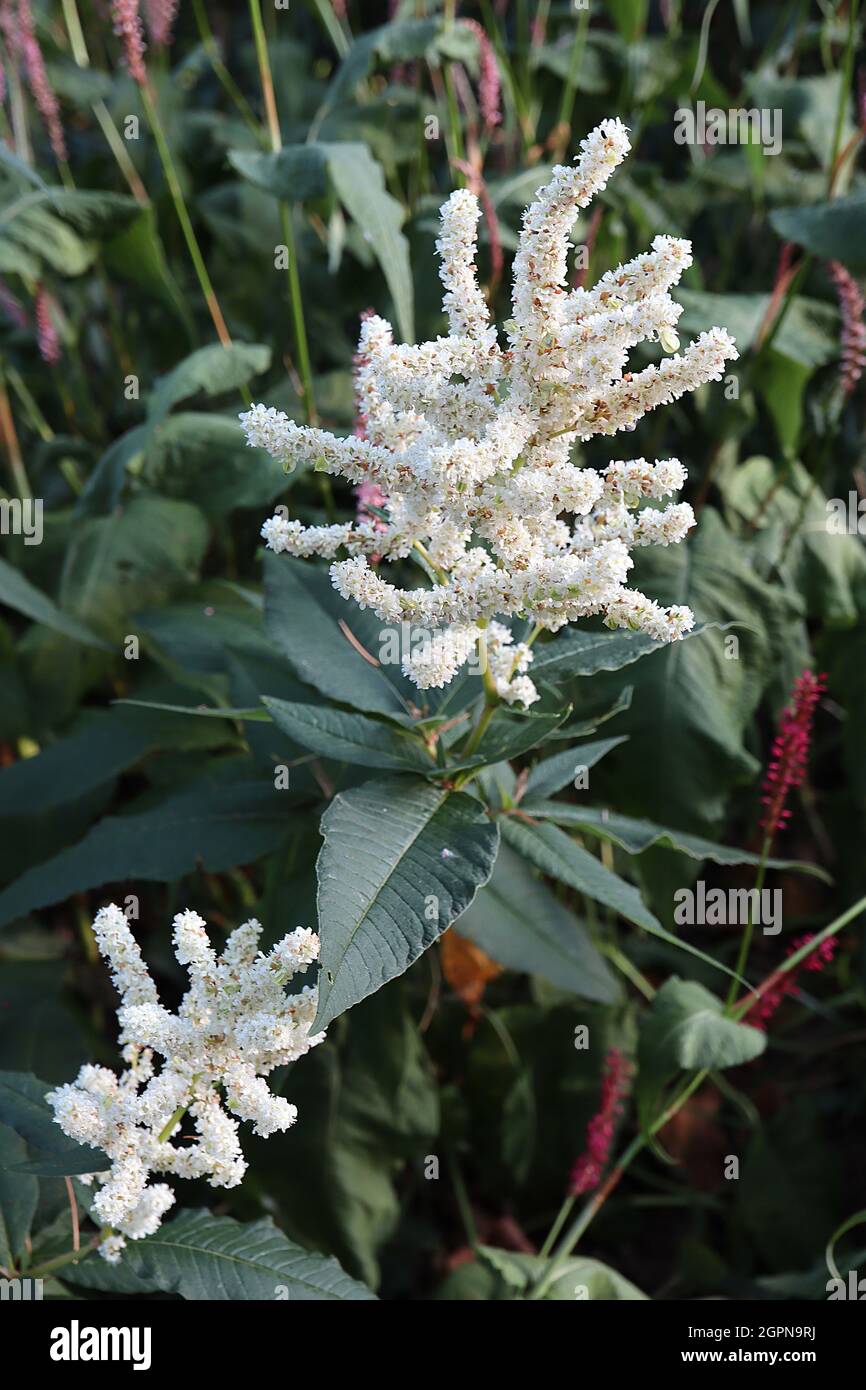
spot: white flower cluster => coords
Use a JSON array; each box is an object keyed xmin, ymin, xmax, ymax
[
  {"xmin": 242, "ymin": 118, "xmax": 737, "ymax": 706},
  {"xmin": 47, "ymin": 905, "xmax": 324, "ymax": 1262}
]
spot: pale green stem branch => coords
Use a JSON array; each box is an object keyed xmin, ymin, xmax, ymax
[
  {"xmin": 158, "ymin": 1103, "xmax": 187, "ymax": 1143},
  {"xmin": 249, "ymin": 0, "xmax": 317, "ymax": 426},
  {"xmin": 141, "ymin": 83, "xmax": 232, "ymax": 348},
  {"xmin": 531, "ymin": 892, "xmax": 866, "ymax": 1298}
]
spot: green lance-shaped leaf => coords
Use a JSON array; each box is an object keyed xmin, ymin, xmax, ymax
[
  {"xmin": 142, "ymin": 413, "xmax": 288, "ymax": 516},
  {"xmin": 229, "ymin": 140, "xmax": 414, "ymax": 343},
  {"xmin": 531, "ymin": 621, "xmax": 717, "ymax": 681},
  {"xmin": 500, "ymin": 816, "xmax": 749, "ymax": 983},
  {"xmin": 264, "ymin": 553, "xmax": 418, "ymax": 722},
  {"xmin": 519, "ymin": 801, "xmax": 831, "ymax": 879},
  {"xmin": 449, "ymin": 705, "xmax": 572, "ymax": 770},
  {"xmin": 675, "ymin": 289, "xmax": 838, "ymax": 369},
  {"xmin": 264, "ymin": 698, "xmax": 434, "ymax": 773},
  {"xmin": 0, "ymin": 1125, "xmax": 38, "ymax": 1265},
  {"xmin": 63, "ymin": 1210, "xmax": 376, "ymax": 1301},
  {"xmin": 0, "ymin": 713, "xmax": 156, "ymax": 818},
  {"xmin": 501, "ymin": 816, "xmax": 660, "ymax": 932},
  {"xmin": 522, "ymin": 735, "xmax": 629, "ymax": 802},
  {"xmin": 324, "ymin": 17, "xmax": 441, "ymax": 108},
  {"xmin": 565, "ymin": 510, "xmax": 798, "ymax": 832},
  {"xmin": 314, "ymin": 776, "xmax": 500, "ymax": 1029},
  {"xmin": 454, "ymin": 842, "xmax": 618, "ymax": 1003},
  {"xmin": 0, "ymin": 556, "xmax": 109, "ymax": 649},
  {"xmin": 0, "ymin": 773, "xmax": 293, "ymax": 930},
  {"xmin": 324, "ymin": 143, "xmax": 414, "ymax": 343}
]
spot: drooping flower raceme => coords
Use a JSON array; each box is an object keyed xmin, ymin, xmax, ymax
[
  {"xmin": 48, "ymin": 905, "xmax": 324, "ymax": 1262},
  {"xmin": 242, "ymin": 119, "xmax": 738, "ymax": 707}
]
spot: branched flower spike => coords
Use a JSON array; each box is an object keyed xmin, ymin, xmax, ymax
[
  {"xmin": 48, "ymin": 906, "xmax": 324, "ymax": 1263},
  {"xmin": 242, "ymin": 119, "xmax": 738, "ymax": 705}
]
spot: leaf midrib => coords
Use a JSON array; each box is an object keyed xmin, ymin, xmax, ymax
[
  {"xmin": 138, "ymin": 1233, "xmax": 351, "ymax": 1298},
  {"xmin": 319, "ymin": 783, "xmax": 451, "ymax": 998}
]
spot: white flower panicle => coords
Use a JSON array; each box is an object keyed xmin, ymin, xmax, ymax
[
  {"xmin": 241, "ymin": 118, "xmax": 738, "ymax": 706},
  {"xmin": 48, "ymin": 904, "xmax": 324, "ymax": 1262}
]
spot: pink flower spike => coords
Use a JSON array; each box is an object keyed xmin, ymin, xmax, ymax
[
  {"xmin": 35, "ymin": 284, "xmax": 60, "ymax": 365},
  {"xmin": 459, "ymin": 19, "xmax": 502, "ymax": 131},
  {"xmin": 111, "ymin": 0, "xmax": 148, "ymax": 86},
  {"xmin": 759, "ymin": 669, "xmax": 826, "ymax": 838},
  {"xmin": 828, "ymin": 261, "xmax": 866, "ymax": 397},
  {"xmin": 568, "ymin": 1049, "xmax": 631, "ymax": 1197},
  {"xmin": 143, "ymin": 0, "xmax": 179, "ymax": 48},
  {"xmin": 17, "ymin": 0, "xmax": 67, "ymax": 164},
  {"xmin": 745, "ymin": 933, "xmax": 838, "ymax": 1031}
]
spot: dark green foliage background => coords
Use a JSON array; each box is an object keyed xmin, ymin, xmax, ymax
[{"xmin": 0, "ymin": 0, "xmax": 864, "ymax": 1300}]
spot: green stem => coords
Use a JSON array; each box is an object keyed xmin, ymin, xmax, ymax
[
  {"xmin": 531, "ymin": 893, "xmax": 866, "ymax": 1298},
  {"xmin": 249, "ymin": 0, "xmax": 317, "ymax": 426},
  {"xmin": 0, "ymin": 363, "xmax": 30, "ymax": 499},
  {"xmin": 460, "ymin": 697, "xmax": 498, "ymax": 760},
  {"xmin": 192, "ymin": 0, "xmax": 263, "ymax": 139},
  {"xmin": 455, "ymin": 621, "xmax": 545, "ymax": 780},
  {"xmin": 158, "ymin": 1103, "xmax": 187, "ymax": 1143},
  {"xmin": 62, "ymin": 0, "xmax": 150, "ymax": 205},
  {"xmin": 308, "ymin": 0, "xmax": 350, "ymax": 58},
  {"xmin": 516, "ymin": 0, "xmax": 530, "ymax": 102},
  {"xmin": 458, "ymin": 668, "xmax": 500, "ymax": 769},
  {"xmin": 724, "ymin": 832, "xmax": 771, "ymax": 1011},
  {"xmin": 603, "ymin": 942, "xmax": 656, "ymax": 1001},
  {"xmin": 92, "ymin": 99, "xmax": 149, "ymax": 205},
  {"xmin": 7, "ymin": 365, "xmax": 54, "ymax": 440},
  {"xmin": 26, "ymin": 1242, "xmax": 96, "ymax": 1281},
  {"xmin": 141, "ymin": 83, "xmax": 232, "ymax": 348},
  {"xmin": 248, "ymin": 0, "xmax": 281, "ymax": 148},
  {"xmin": 412, "ymin": 539, "xmax": 449, "ymax": 585},
  {"xmin": 537, "ymin": 1194, "xmax": 575, "ymax": 1260},
  {"xmin": 60, "ymin": 0, "xmax": 88, "ymax": 66},
  {"xmin": 443, "ymin": 65, "xmax": 466, "ymax": 171},
  {"xmin": 280, "ymin": 202, "xmax": 317, "ymax": 425},
  {"xmin": 532, "ymin": 1069, "xmax": 707, "ymax": 1298},
  {"xmin": 731, "ymin": 892, "xmax": 866, "ymax": 1022},
  {"xmin": 826, "ymin": 0, "xmax": 860, "ymax": 197}
]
